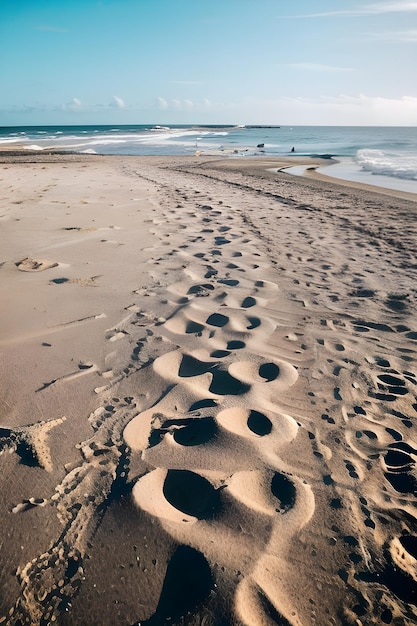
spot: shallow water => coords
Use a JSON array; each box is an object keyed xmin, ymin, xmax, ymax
[{"xmin": 2, "ymin": 124, "xmax": 417, "ymax": 192}]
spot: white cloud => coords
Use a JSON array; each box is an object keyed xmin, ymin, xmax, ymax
[
  {"xmin": 156, "ymin": 97, "xmax": 213, "ymax": 111},
  {"xmin": 237, "ymin": 94, "xmax": 417, "ymax": 126},
  {"xmin": 367, "ymin": 29, "xmax": 417, "ymax": 42},
  {"xmin": 63, "ymin": 97, "xmax": 82, "ymax": 112},
  {"xmin": 284, "ymin": 1, "xmax": 417, "ymax": 18},
  {"xmin": 63, "ymin": 97, "xmax": 127, "ymax": 113},
  {"xmin": 366, "ymin": 1, "xmax": 417, "ymax": 12},
  {"xmin": 285, "ymin": 63, "xmax": 354, "ymax": 72},
  {"xmin": 111, "ymin": 95, "xmax": 125, "ymax": 108},
  {"xmin": 157, "ymin": 97, "xmax": 168, "ymax": 110}
]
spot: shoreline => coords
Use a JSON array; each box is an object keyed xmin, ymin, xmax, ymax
[
  {"xmin": 2, "ymin": 143, "xmax": 417, "ymax": 200},
  {"xmin": 281, "ymin": 157, "xmax": 417, "ymax": 201},
  {"xmin": 1, "ymin": 153, "xmax": 417, "ymax": 625}
]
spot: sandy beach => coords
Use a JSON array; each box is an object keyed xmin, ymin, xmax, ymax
[{"xmin": 1, "ymin": 152, "xmax": 417, "ymax": 625}]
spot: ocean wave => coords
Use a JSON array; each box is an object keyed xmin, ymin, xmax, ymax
[
  {"xmin": 0, "ymin": 137, "xmax": 25, "ymax": 144},
  {"xmin": 3, "ymin": 127, "xmax": 415, "ymax": 167},
  {"xmin": 356, "ymin": 148, "xmax": 417, "ymax": 181},
  {"xmin": 0, "ymin": 126, "xmax": 232, "ymax": 153}
]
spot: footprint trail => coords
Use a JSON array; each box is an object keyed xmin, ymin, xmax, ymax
[{"xmin": 1, "ymin": 158, "xmax": 417, "ymax": 626}]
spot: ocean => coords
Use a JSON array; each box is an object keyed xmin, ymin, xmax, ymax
[{"xmin": 1, "ymin": 124, "xmax": 417, "ymax": 193}]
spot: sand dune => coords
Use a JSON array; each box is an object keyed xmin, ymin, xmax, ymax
[{"xmin": 0, "ymin": 153, "xmax": 417, "ymax": 625}]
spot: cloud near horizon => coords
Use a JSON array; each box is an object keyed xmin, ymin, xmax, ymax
[
  {"xmin": 2, "ymin": 93, "xmax": 416, "ymax": 127},
  {"xmin": 157, "ymin": 97, "xmax": 212, "ymax": 111},
  {"xmin": 366, "ymin": 29, "xmax": 417, "ymax": 42},
  {"xmin": 238, "ymin": 93, "xmax": 417, "ymax": 125},
  {"xmin": 63, "ymin": 97, "xmax": 82, "ymax": 112},
  {"xmin": 284, "ymin": 1, "xmax": 417, "ymax": 18},
  {"xmin": 157, "ymin": 97, "xmax": 169, "ymax": 110},
  {"xmin": 111, "ymin": 96, "xmax": 126, "ymax": 109},
  {"xmin": 152, "ymin": 93, "xmax": 417, "ymax": 126},
  {"xmin": 61, "ymin": 96, "xmax": 127, "ymax": 113},
  {"xmin": 284, "ymin": 63, "xmax": 354, "ymax": 72}
]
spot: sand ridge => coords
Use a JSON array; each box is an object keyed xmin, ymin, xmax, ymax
[{"xmin": 0, "ymin": 154, "xmax": 417, "ymax": 625}]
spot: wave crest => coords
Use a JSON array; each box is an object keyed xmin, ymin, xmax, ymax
[{"xmin": 356, "ymin": 148, "xmax": 417, "ymax": 181}]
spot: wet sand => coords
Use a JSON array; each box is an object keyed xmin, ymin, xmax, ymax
[{"xmin": 1, "ymin": 153, "xmax": 417, "ymax": 625}]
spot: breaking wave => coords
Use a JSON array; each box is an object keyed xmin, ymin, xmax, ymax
[{"xmin": 356, "ymin": 149, "xmax": 417, "ymax": 181}]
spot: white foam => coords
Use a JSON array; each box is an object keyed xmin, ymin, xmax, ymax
[
  {"xmin": 282, "ymin": 158, "xmax": 417, "ymax": 195},
  {"xmin": 357, "ymin": 149, "xmax": 417, "ymax": 181},
  {"xmin": 0, "ymin": 126, "xmax": 233, "ymax": 154},
  {"xmin": 0, "ymin": 137, "xmax": 24, "ymax": 144},
  {"xmin": 318, "ymin": 157, "xmax": 417, "ymax": 194}
]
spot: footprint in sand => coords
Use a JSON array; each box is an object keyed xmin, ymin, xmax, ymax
[
  {"xmin": 139, "ymin": 545, "xmax": 213, "ymax": 626},
  {"xmin": 0, "ymin": 416, "xmax": 66, "ymax": 472},
  {"xmin": 15, "ymin": 257, "xmax": 58, "ymax": 272},
  {"xmin": 390, "ymin": 535, "xmax": 417, "ymax": 583},
  {"xmin": 383, "ymin": 441, "xmax": 417, "ymax": 496},
  {"xmin": 124, "ymin": 299, "xmax": 308, "ymax": 622},
  {"xmin": 4, "ymin": 180, "xmax": 331, "ymax": 626}
]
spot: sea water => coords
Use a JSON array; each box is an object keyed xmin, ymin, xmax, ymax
[{"xmin": 1, "ymin": 124, "xmax": 416, "ymax": 193}]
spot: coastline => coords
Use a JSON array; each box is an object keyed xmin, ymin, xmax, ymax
[
  {"xmin": 281, "ymin": 157, "xmax": 417, "ymax": 201},
  {"xmin": 1, "ymin": 153, "xmax": 417, "ymax": 625},
  {"xmin": 2, "ymin": 141, "xmax": 417, "ymax": 199}
]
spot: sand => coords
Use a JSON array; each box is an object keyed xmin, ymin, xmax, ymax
[{"xmin": 0, "ymin": 152, "xmax": 417, "ymax": 626}]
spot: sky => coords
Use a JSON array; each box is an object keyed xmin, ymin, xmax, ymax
[{"xmin": 1, "ymin": 0, "xmax": 417, "ymax": 126}]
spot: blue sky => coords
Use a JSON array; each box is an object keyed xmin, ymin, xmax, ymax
[{"xmin": 1, "ymin": 0, "xmax": 417, "ymax": 126}]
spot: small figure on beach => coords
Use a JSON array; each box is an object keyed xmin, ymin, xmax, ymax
[{"xmin": 291, "ymin": 146, "xmax": 295, "ymax": 152}]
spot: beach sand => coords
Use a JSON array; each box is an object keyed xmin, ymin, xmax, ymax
[{"xmin": 1, "ymin": 153, "xmax": 417, "ymax": 625}]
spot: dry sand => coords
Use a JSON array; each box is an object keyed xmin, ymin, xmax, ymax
[{"xmin": 0, "ymin": 153, "xmax": 417, "ymax": 626}]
